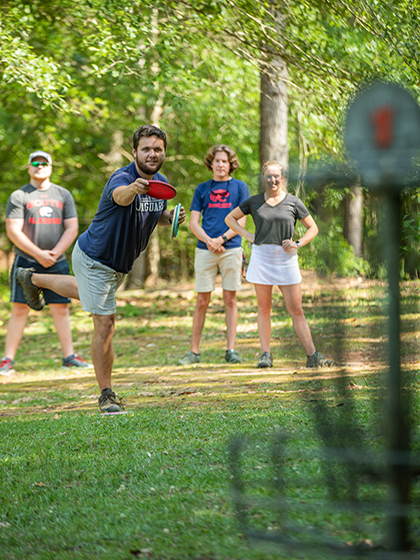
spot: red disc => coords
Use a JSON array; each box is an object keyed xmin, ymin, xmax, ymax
[{"xmin": 147, "ymin": 180, "xmax": 177, "ymax": 200}]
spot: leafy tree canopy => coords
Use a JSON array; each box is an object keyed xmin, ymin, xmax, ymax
[{"xmin": 1, "ymin": 0, "xmax": 420, "ymax": 276}]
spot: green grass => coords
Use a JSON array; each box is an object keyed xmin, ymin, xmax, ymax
[{"xmin": 1, "ymin": 273, "xmax": 420, "ymax": 559}]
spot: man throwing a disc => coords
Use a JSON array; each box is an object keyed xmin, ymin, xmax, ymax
[{"xmin": 16, "ymin": 125, "xmax": 185, "ymax": 413}]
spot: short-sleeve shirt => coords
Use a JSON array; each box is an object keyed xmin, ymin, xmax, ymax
[
  {"xmin": 78, "ymin": 161, "xmax": 168, "ymax": 273},
  {"xmin": 6, "ymin": 182, "xmax": 78, "ymax": 262},
  {"xmin": 240, "ymin": 192, "xmax": 309, "ymax": 246},
  {"xmin": 190, "ymin": 178, "xmax": 250, "ymax": 250}
]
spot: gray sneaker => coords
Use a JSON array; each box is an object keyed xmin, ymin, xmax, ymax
[
  {"xmin": 0, "ymin": 357, "xmax": 14, "ymax": 376},
  {"xmin": 256, "ymin": 352, "xmax": 273, "ymax": 368},
  {"xmin": 306, "ymin": 351, "xmax": 334, "ymax": 368},
  {"xmin": 178, "ymin": 351, "xmax": 200, "ymax": 365},
  {"xmin": 62, "ymin": 353, "xmax": 93, "ymax": 369},
  {"xmin": 15, "ymin": 267, "xmax": 44, "ymax": 311},
  {"xmin": 225, "ymin": 349, "xmax": 242, "ymax": 363},
  {"xmin": 98, "ymin": 388, "xmax": 122, "ymax": 413}
]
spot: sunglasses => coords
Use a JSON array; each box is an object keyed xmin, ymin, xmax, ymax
[{"xmin": 30, "ymin": 161, "xmax": 50, "ymax": 168}]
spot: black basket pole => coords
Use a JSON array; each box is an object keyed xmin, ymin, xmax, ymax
[{"xmin": 384, "ymin": 189, "xmax": 411, "ymax": 552}]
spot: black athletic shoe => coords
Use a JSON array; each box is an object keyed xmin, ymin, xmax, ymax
[{"xmin": 15, "ymin": 267, "xmax": 44, "ymax": 310}]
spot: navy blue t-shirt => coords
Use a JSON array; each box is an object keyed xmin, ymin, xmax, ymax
[
  {"xmin": 190, "ymin": 177, "xmax": 250, "ymax": 250},
  {"xmin": 78, "ymin": 162, "xmax": 167, "ymax": 273}
]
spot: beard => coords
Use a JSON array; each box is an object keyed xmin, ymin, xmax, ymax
[{"xmin": 135, "ymin": 153, "xmax": 164, "ymax": 176}]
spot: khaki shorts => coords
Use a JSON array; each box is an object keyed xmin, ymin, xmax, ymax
[
  {"xmin": 194, "ymin": 247, "xmax": 242, "ymax": 293},
  {"xmin": 72, "ymin": 241, "xmax": 126, "ymax": 315}
]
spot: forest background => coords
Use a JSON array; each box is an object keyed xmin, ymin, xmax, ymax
[{"xmin": 1, "ymin": 0, "xmax": 420, "ymax": 288}]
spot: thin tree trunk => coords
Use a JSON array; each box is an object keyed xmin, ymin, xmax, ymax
[
  {"xmin": 259, "ymin": 56, "xmax": 288, "ymax": 178},
  {"xmin": 180, "ymin": 244, "xmax": 188, "ymax": 282},
  {"xmin": 343, "ymin": 184, "xmax": 363, "ymax": 257},
  {"xmin": 296, "ymin": 109, "xmax": 308, "ymax": 199},
  {"xmin": 144, "ymin": 234, "xmax": 160, "ymax": 287},
  {"xmin": 126, "ymin": 9, "xmax": 163, "ymax": 289}
]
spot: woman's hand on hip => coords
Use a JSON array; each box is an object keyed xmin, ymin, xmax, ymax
[{"xmin": 282, "ymin": 238, "xmax": 298, "ymax": 253}]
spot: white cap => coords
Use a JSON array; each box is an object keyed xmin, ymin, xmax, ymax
[{"xmin": 28, "ymin": 151, "xmax": 52, "ymax": 165}]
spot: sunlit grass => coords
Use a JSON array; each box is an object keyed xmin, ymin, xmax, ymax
[{"xmin": 1, "ymin": 274, "xmax": 420, "ymax": 559}]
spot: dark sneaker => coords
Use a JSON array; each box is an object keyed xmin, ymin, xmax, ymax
[
  {"xmin": 225, "ymin": 349, "xmax": 242, "ymax": 363},
  {"xmin": 306, "ymin": 351, "xmax": 334, "ymax": 368},
  {"xmin": 256, "ymin": 352, "xmax": 273, "ymax": 368},
  {"xmin": 98, "ymin": 388, "xmax": 122, "ymax": 413},
  {"xmin": 15, "ymin": 267, "xmax": 44, "ymax": 311},
  {"xmin": 177, "ymin": 351, "xmax": 200, "ymax": 365},
  {"xmin": 62, "ymin": 353, "xmax": 93, "ymax": 369},
  {"xmin": 0, "ymin": 357, "xmax": 14, "ymax": 376}
]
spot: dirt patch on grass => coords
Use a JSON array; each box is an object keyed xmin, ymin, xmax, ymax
[{"xmin": 1, "ymin": 275, "xmax": 418, "ymax": 415}]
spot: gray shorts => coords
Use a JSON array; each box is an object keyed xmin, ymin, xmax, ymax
[{"xmin": 72, "ymin": 241, "xmax": 126, "ymax": 315}]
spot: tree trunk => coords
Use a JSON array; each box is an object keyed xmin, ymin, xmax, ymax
[
  {"xmin": 143, "ymin": 87, "xmax": 164, "ymax": 288},
  {"xmin": 343, "ymin": 184, "xmax": 363, "ymax": 257},
  {"xmin": 126, "ymin": 250, "xmax": 148, "ymax": 289},
  {"xmin": 143, "ymin": 234, "xmax": 160, "ymax": 287},
  {"xmin": 125, "ymin": 9, "xmax": 163, "ymax": 290},
  {"xmin": 259, "ymin": 56, "xmax": 288, "ymax": 178}
]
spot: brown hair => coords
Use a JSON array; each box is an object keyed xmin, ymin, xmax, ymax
[
  {"xmin": 133, "ymin": 125, "xmax": 167, "ymax": 151},
  {"xmin": 204, "ymin": 144, "xmax": 239, "ymax": 173}
]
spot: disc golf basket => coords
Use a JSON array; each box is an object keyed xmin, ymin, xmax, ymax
[
  {"xmin": 229, "ymin": 83, "xmax": 420, "ymax": 558},
  {"xmin": 229, "ymin": 432, "xmax": 420, "ymax": 558}
]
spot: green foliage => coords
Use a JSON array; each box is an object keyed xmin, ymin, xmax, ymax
[
  {"xmin": 0, "ymin": 270, "xmax": 11, "ymax": 301},
  {"xmin": 297, "ymin": 217, "xmax": 368, "ymax": 277},
  {"xmin": 1, "ymin": 0, "xmax": 420, "ymax": 279},
  {"xmin": 401, "ymin": 189, "xmax": 420, "ymax": 279}
]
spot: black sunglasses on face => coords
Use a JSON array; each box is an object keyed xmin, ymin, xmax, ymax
[{"xmin": 31, "ymin": 162, "xmax": 50, "ymax": 168}]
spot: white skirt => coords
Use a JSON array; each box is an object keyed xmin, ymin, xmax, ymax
[{"xmin": 246, "ymin": 244, "xmax": 302, "ymax": 285}]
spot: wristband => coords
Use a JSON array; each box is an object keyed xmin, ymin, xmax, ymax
[{"xmin": 222, "ymin": 235, "xmax": 228, "ymax": 242}]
